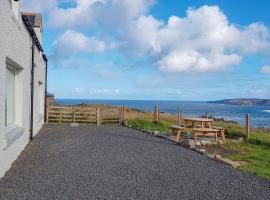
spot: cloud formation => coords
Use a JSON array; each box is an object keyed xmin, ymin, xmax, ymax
[
  {"xmin": 22, "ymin": 1, "xmax": 270, "ymax": 73},
  {"xmin": 51, "ymin": 30, "xmax": 105, "ymax": 66},
  {"xmin": 261, "ymin": 65, "xmax": 270, "ymax": 74}
]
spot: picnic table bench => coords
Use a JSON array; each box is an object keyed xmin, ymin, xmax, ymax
[
  {"xmin": 212, "ymin": 126, "xmax": 225, "ymax": 140},
  {"xmin": 171, "ymin": 125, "xmax": 186, "ymax": 142},
  {"xmin": 192, "ymin": 128, "xmax": 220, "ymax": 142}
]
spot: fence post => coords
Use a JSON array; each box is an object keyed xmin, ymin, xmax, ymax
[
  {"xmin": 153, "ymin": 105, "xmax": 159, "ymax": 122},
  {"xmin": 96, "ymin": 108, "xmax": 101, "ymax": 126},
  {"xmin": 205, "ymin": 112, "xmax": 208, "ymax": 118},
  {"xmin": 246, "ymin": 114, "xmax": 250, "ymax": 139},
  {"xmin": 119, "ymin": 106, "xmax": 122, "ymax": 125},
  {"xmin": 46, "ymin": 106, "xmax": 50, "ymax": 123},
  {"xmin": 72, "ymin": 107, "xmax": 75, "ymax": 123},
  {"xmin": 123, "ymin": 106, "xmax": 126, "ymax": 123},
  {"xmin": 178, "ymin": 109, "xmax": 181, "ymax": 125},
  {"xmin": 60, "ymin": 108, "xmax": 63, "ymax": 124}
]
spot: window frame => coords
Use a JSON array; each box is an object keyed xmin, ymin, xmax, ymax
[
  {"xmin": 5, "ymin": 65, "xmax": 16, "ymax": 127},
  {"xmin": 5, "ymin": 57, "xmax": 23, "ymax": 127}
]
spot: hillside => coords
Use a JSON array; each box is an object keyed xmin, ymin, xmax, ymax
[{"xmin": 208, "ymin": 99, "xmax": 270, "ymax": 106}]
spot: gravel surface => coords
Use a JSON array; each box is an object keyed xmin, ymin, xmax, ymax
[{"xmin": 0, "ymin": 124, "xmax": 270, "ymax": 200}]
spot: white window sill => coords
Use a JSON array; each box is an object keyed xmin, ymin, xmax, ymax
[{"xmin": 3, "ymin": 124, "xmax": 24, "ymax": 150}]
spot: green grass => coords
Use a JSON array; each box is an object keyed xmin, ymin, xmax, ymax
[
  {"xmin": 211, "ymin": 121, "xmax": 270, "ymax": 180},
  {"xmin": 221, "ymin": 142, "xmax": 270, "ymax": 180},
  {"xmin": 128, "ymin": 120, "xmax": 172, "ymax": 132}
]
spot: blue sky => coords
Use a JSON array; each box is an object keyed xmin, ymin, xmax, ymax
[{"xmin": 22, "ymin": 0, "xmax": 270, "ymax": 100}]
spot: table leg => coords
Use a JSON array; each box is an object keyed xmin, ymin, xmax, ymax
[
  {"xmin": 221, "ymin": 130, "xmax": 225, "ymax": 140},
  {"xmin": 201, "ymin": 122, "xmax": 204, "ymax": 128},
  {"xmin": 176, "ymin": 130, "xmax": 181, "ymax": 143}
]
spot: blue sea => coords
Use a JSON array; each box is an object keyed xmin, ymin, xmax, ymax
[{"xmin": 56, "ymin": 99, "xmax": 270, "ymax": 128}]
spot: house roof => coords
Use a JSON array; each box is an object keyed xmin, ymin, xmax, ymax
[
  {"xmin": 21, "ymin": 14, "xmax": 48, "ymax": 63},
  {"xmin": 21, "ymin": 15, "xmax": 43, "ymax": 51}
]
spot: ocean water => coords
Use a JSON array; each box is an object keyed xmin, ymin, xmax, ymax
[{"xmin": 56, "ymin": 99, "xmax": 270, "ymax": 127}]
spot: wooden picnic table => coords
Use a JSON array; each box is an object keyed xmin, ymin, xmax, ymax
[
  {"xmin": 183, "ymin": 117, "xmax": 213, "ymax": 129},
  {"xmin": 171, "ymin": 117, "xmax": 225, "ymax": 142}
]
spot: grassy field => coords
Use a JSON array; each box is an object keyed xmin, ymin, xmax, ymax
[{"xmin": 126, "ymin": 109, "xmax": 270, "ymax": 180}]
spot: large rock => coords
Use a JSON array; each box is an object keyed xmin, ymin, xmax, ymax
[
  {"xmin": 180, "ymin": 139, "xmax": 196, "ymax": 149},
  {"xmin": 154, "ymin": 131, "xmax": 160, "ymax": 136},
  {"xmin": 201, "ymin": 140, "xmax": 211, "ymax": 146},
  {"xmin": 196, "ymin": 149, "xmax": 206, "ymax": 154},
  {"xmin": 195, "ymin": 141, "xmax": 201, "ymax": 146}
]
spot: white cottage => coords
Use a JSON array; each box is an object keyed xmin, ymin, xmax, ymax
[{"xmin": 0, "ymin": 0, "xmax": 47, "ymax": 178}]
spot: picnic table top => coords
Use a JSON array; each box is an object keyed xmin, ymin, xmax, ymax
[{"xmin": 183, "ymin": 117, "xmax": 213, "ymax": 122}]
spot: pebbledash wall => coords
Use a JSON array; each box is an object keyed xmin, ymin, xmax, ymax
[{"xmin": 0, "ymin": 0, "xmax": 46, "ymax": 178}]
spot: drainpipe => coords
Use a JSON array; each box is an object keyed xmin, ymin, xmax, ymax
[
  {"xmin": 44, "ymin": 57, "xmax": 48, "ymax": 122},
  {"xmin": 30, "ymin": 39, "xmax": 35, "ymax": 141}
]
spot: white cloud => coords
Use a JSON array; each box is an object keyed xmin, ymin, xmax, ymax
[
  {"xmin": 261, "ymin": 65, "xmax": 270, "ymax": 74},
  {"xmin": 52, "ymin": 30, "xmax": 105, "ymax": 60},
  {"xmin": 90, "ymin": 89, "xmax": 120, "ymax": 95},
  {"xmin": 34, "ymin": 0, "xmax": 155, "ymax": 29},
  {"xmin": 47, "ymin": 0, "xmax": 100, "ymax": 28},
  {"xmin": 158, "ymin": 49, "xmax": 241, "ymax": 72},
  {"xmin": 155, "ymin": 6, "xmax": 270, "ymax": 72},
  {"xmin": 22, "ymin": 1, "xmax": 270, "ymax": 73},
  {"xmin": 74, "ymin": 87, "xmax": 85, "ymax": 93}
]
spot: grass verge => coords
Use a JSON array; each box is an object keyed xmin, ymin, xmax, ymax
[{"xmin": 221, "ymin": 141, "xmax": 270, "ymax": 180}]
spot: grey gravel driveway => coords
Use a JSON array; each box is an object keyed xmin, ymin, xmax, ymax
[{"xmin": 0, "ymin": 125, "xmax": 270, "ymax": 200}]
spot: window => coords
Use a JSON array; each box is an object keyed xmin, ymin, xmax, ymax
[{"xmin": 5, "ymin": 67, "xmax": 16, "ymax": 127}]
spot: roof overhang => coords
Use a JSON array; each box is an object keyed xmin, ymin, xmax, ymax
[{"xmin": 22, "ymin": 15, "xmax": 48, "ymax": 62}]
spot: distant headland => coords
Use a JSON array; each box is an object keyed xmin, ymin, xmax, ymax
[{"xmin": 208, "ymin": 99, "xmax": 270, "ymax": 106}]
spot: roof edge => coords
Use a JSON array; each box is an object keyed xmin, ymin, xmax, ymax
[{"xmin": 21, "ymin": 15, "xmax": 48, "ymax": 62}]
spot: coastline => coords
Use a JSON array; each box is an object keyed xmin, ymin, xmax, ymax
[{"xmin": 54, "ymin": 99, "xmax": 270, "ymax": 129}]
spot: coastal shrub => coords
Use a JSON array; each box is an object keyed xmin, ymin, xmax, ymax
[{"xmin": 224, "ymin": 129, "xmax": 245, "ymax": 139}]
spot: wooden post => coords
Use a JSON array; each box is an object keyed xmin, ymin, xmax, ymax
[
  {"xmin": 246, "ymin": 114, "xmax": 250, "ymax": 139},
  {"xmin": 153, "ymin": 106, "xmax": 159, "ymax": 122},
  {"xmin": 176, "ymin": 130, "xmax": 181, "ymax": 143},
  {"xmin": 123, "ymin": 106, "xmax": 126, "ymax": 123},
  {"xmin": 205, "ymin": 112, "xmax": 208, "ymax": 118},
  {"xmin": 60, "ymin": 108, "xmax": 63, "ymax": 124},
  {"xmin": 46, "ymin": 106, "xmax": 50, "ymax": 123},
  {"xmin": 119, "ymin": 106, "xmax": 123, "ymax": 125},
  {"xmin": 178, "ymin": 109, "xmax": 181, "ymax": 125},
  {"xmin": 72, "ymin": 107, "xmax": 75, "ymax": 123},
  {"xmin": 96, "ymin": 108, "xmax": 101, "ymax": 126}
]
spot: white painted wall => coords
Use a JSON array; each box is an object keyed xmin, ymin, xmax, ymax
[{"xmin": 0, "ymin": 0, "xmax": 46, "ymax": 178}]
